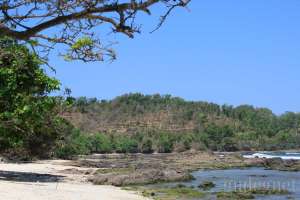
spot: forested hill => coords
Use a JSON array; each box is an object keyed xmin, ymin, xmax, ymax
[{"xmin": 65, "ymin": 93, "xmax": 300, "ymax": 151}]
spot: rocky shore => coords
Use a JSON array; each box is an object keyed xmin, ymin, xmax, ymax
[
  {"xmin": 70, "ymin": 151, "xmax": 256, "ymax": 186},
  {"xmin": 1, "ymin": 151, "xmax": 300, "ymax": 200},
  {"xmin": 74, "ymin": 152, "xmax": 300, "ymax": 187}
]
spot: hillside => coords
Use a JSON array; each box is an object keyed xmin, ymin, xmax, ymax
[
  {"xmin": 63, "ymin": 93, "xmax": 300, "ymax": 152},
  {"xmin": 66, "ymin": 93, "xmax": 244, "ymax": 134}
]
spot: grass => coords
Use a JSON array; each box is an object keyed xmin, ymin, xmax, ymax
[
  {"xmin": 124, "ymin": 185, "xmax": 205, "ymax": 200},
  {"xmin": 216, "ymin": 188, "xmax": 291, "ymax": 200},
  {"xmin": 248, "ymin": 188, "xmax": 290, "ymax": 195},
  {"xmin": 216, "ymin": 191, "xmax": 255, "ymax": 200},
  {"xmin": 124, "ymin": 184, "xmax": 291, "ymax": 200}
]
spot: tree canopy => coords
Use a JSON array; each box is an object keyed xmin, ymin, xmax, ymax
[
  {"xmin": 65, "ymin": 93, "xmax": 300, "ymax": 152},
  {"xmin": 0, "ymin": 37, "xmax": 72, "ymax": 158},
  {"xmin": 0, "ymin": 0, "xmax": 190, "ymax": 62}
]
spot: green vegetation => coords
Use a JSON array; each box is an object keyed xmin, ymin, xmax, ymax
[
  {"xmin": 55, "ymin": 129, "xmax": 91, "ymax": 158},
  {"xmin": 114, "ymin": 136, "xmax": 139, "ymax": 153},
  {"xmin": 127, "ymin": 185, "xmax": 205, "ymax": 200},
  {"xmin": 140, "ymin": 138, "xmax": 154, "ymax": 154},
  {"xmin": 126, "ymin": 185, "xmax": 290, "ymax": 200},
  {"xmin": 89, "ymin": 133, "xmax": 113, "ymax": 153},
  {"xmin": 157, "ymin": 133, "xmax": 174, "ymax": 153},
  {"xmin": 216, "ymin": 188, "xmax": 291, "ymax": 200},
  {"xmin": 54, "ymin": 130, "xmax": 198, "ymax": 157},
  {"xmin": 55, "ymin": 130, "xmax": 115, "ymax": 158},
  {"xmin": 216, "ymin": 191, "xmax": 255, "ymax": 199},
  {"xmin": 66, "ymin": 93, "xmax": 300, "ymax": 153},
  {"xmin": 0, "ymin": 37, "xmax": 73, "ymax": 159},
  {"xmin": 248, "ymin": 188, "xmax": 290, "ymax": 195}
]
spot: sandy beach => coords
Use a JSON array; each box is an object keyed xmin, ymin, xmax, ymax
[
  {"xmin": 0, "ymin": 160, "xmax": 148, "ymax": 200},
  {"xmin": 0, "ymin": 182, "xmax": 148, "ymax": 200}
]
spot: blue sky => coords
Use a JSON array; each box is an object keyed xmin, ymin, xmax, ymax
[{"xmin": 48, "ymin": 1, "xmax": 300, "ymax": 114}]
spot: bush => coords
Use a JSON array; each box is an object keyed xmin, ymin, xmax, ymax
[
  {"xmin": 55, "ymin": 129, "xmax": 91, "ymax": 158},
  {"xmin": 88, "ymin": 133, "xmax": 112, "ymax": 153},
  {"xmin": 0, "ymin": 37, "xmax": 66, "ymax": 158},
  {"xmin": 202, "ymin": 124, "xmax": 235, "ymax": 151},
  {"xmin": 234, "ymin": 131, "xmax": 258, "ymax": 151},
  {"xmin": 140, "ymin": 138, "xmax": 153, "ymax": 153},
  {"xmin": 273, "ymin": 130, "xmax": 300, "ymax": 150},
  {"xmin": 114, "ymin": 137, "xmax": 139, "ymax": 153},
  {"xmin": 157, "ymin": 133, "xmax": 174, "ymax": 153},
  {"xmin": 182, "ymin": 134, "xmax": 194, "ymax": 150}
]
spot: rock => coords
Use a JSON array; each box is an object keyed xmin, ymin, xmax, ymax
[
  {"xmin": 263, "ymin": 158, "xmax": 284, "ymax": 168},
  {"xmin": 89, "ymin": 175, "xmax": 108, "ymax": 185},
  {"xmin": 59, "ymin": 168, "xmax": 94, "ymax": 175},
  {"xmin": 89, "ymin": 168, "xmax": 193, "ymax": 186},
  {"xmin": 263, "ymin": 158, "xmax": 300, "ymax": 171},
  {"xmin": 108, "ymin": 175, "xmax": 130, "ymax": 186},
  {"xmin": 198, "ymin": 181, "xmax": 215, "ymax": 190},
  {"xmin": 0, "ymin": 157, "xmax": 7, "ymax": 163}
]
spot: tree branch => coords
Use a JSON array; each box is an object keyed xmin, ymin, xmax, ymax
[{"xmin": 0, "ymin": 0, "xmax": 190, "ymax": 62}]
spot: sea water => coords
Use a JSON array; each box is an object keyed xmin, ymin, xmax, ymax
[{"xmin": 155, "ymin": 167, "xmax": 300, "ymax": 199}]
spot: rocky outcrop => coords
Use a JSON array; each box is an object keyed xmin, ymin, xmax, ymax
[
  {"xmin": 89, "ymin": 168, "xmax": 193, "ymax": 186},
  {"xmin": 263, "ymin": 158, "xmax": 300, "ymax": 171}
]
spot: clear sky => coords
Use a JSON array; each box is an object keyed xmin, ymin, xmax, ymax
[{"xmin": 48, "ymin": 1, "xmax": 300, "ymax": 114}]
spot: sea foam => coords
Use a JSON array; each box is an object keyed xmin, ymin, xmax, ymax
[{"xmin": 243, "ymin": 152, "xmax": 300, "ymax": 160}]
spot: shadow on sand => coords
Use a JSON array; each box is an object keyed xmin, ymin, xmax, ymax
[{"xmin": 0, "ymin": 170, "xmax": 64, "ymax": 183}]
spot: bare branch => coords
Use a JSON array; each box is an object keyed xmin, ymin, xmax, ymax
[{"xmin": 0, "ymin": 0, "xmax": 191, "ymax": 62}]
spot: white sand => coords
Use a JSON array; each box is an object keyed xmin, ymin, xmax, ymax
[
  {"xmin": 0, "ymin": 160, "xmax": 149, "ymax": 200},
  {"xmin": 0, "ymin": 181, "xmax": 148, "ymax": 200},
  {"xmin": 0, "ymin": 182, "xmax": 147, "ymax": 200}
]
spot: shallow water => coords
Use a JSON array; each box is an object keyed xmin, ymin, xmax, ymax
[{"xmin": 155, "ymin": 168, "xmax": 300, "ymax": 200}]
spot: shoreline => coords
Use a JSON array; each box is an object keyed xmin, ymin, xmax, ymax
[
  {"xmin": 0, "ymin": 151, "xmax": 299, "ymax": 200},
  {"xmin": 0, "ymin": 160, "xmax": 149, "ymax": 200},
  {"xmin": 0, "ymin": 182, "xmax": 149, "ymax": 200}
]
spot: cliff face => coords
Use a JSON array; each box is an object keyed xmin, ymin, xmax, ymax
[{"xmin": 65, "ymin": 110, "xmax": 200, "ymax": 134}]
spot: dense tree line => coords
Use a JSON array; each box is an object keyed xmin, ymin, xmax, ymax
[{"xmin": 61, "ymin": 93, "xmax": 300, "ymax": 156}]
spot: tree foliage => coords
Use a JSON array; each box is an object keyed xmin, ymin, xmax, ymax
[{"xmin": 0, "ymin": 37, "xmax": 71, "ymax": 158}]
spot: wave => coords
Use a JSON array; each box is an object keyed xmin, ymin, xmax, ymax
[
  {"xmin": 286, "ymin": 152, "xmax": 300, "ymax": 155},
  {"xmin": 243, "ymin": 152, "xmax": 300, "ymax": 160}
]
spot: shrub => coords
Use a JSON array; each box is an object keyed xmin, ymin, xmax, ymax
[
  {"xmin": 114, "ymin": 137, "xmax": 139, "ymax": 153},
  {"xmin": 202, "ymin": 124, "xmax": 235, "ymax": 151},
  {"xmin": 182, "ymin": 134, "xmax": 194, "ymax": 150},
  {"xmin": 140, "ymin": 138, "xmax": 153, "ymax": 153},
  {"xmin": 274, "ymin": 130, "xmax": 300, "ymax": 149},
  {"xmin": 157, "ymin": 133, "xmax": 174, "ymax": 153},
  {"xmin": 88, "ymin": 133, "xmax": 112, "ymax": 153},
  {"xmin": 55, "ymin": 129, "xmax": 90, "ymax": 158},
  {"xmin": 0, "ymin": 37, "xmax": 66, "ymax": 158}
]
